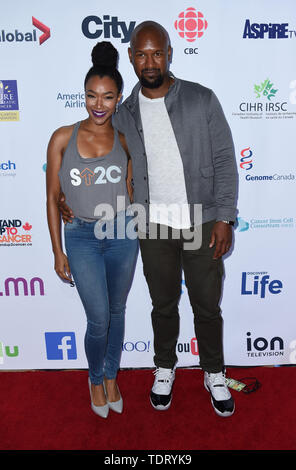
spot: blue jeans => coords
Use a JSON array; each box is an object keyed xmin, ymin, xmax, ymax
[{"xmin": 64, "ymin": 215, "xmax": 139, "ymax": 385}]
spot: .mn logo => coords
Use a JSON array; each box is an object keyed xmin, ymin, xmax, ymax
[
  {"xmin": 174, "ymin": 7, "xmax": 208, "ymax": 42},
  {"xmin": 254, "ymin": 79, "xmax": 278, "ymax": 100},
  {"xmin": 45, "ymin": 332, "xmax": 77, "ymax": 360}
]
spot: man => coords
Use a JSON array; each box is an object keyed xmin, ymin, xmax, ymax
[{"xmin": 60, "ymin": 21, "xmax": 238, "ymax": 417}]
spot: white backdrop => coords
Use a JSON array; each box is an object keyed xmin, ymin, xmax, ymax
[{"xmin": 1, "ymin": 0, "xmax": 296, "ymax": 370}]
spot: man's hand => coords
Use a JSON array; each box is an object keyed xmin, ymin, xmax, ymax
[
  {"xmin": 209, "ymin": 221, "xmax": 233, "ymax": 259},
  {"xmin": 58, "ymin": 192, "xmax": 74, "ymax": 224}
]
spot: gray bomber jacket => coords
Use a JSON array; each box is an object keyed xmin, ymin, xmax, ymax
[{"xmin": 113, "ymin": 75, "xmax": 238, "ymax": 227}]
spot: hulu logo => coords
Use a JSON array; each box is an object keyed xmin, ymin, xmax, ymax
[{"xmin": 0, "ymin": 341, "xmax": 19, "ymax": 364}]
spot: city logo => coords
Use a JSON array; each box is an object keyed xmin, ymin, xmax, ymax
[
  {"xmin": 0, "ymin": 276, "xmax": 44, "ymax": 297},
  {"xmin": 81, "ymin": 15, "xmax": 136, "ymax": 43},
  {"xmin": 243, "ymin": 19, "xmax": 296, "ymax": 39},
  {"xmin": 0, "ymin": 17, "xmax": 50, "ymax": 45},
  {"xmin": 0, "ymin": 341, "xmax": 19, "ymax": 364},
  {"xmin": 246, "ymin": 332, "xmax": 284, "ymax": 358},
  {"xmin": 45, "ymin": 332, "xmax": 77, "ymax": 360},
  {"xmin": 175, "ymin": 7, "xmax": 208, "ymax": 42},
  {"xmin": 254, "ymin": 78, "xmax": 278, "ymax": 100},
  {"xmin": 241, "ymin": 271, "xmax": 283, "ymax": 299},
  {"xmin": 240, "ymin": 147, "xmax": 253, "ymax": 171},
  {"xmin": 0, "ymin": 80, "xmax": 19, "ymax": 121},
  {"xmin": 0, "ymin": 219, "xmax": 32, "ymax": 246}
]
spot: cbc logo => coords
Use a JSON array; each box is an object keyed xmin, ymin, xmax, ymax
[{"xmin": 174, "ymin": 7, "xmax": 208, "ymax": 42}]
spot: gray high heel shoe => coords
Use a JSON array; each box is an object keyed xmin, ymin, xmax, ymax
[
  {"xmin": 103, "ymin": 381, "xmax": 123, "ymax": 414},
  {"xmin": 88, "ymin": 378, "xmax": 109, "ymax": 418}
]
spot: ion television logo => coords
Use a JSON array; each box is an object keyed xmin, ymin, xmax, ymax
[
  {"xmin": 246, "ymin": 332, "xmax": 284, "ymax": 358},
  {"xmin": 174, "ymin": 7, "xmax": 208, "ymax": 42},
  {"xmin": 45, "ymin": 332, "xmax": 77, "ymax": 360}
]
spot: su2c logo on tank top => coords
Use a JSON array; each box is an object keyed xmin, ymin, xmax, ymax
[{"xmin": 70, "ymin": 165, "xmax": 122, "ymax": 186}]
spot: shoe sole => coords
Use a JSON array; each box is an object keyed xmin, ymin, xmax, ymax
[
  {"xmin": 150, "ymin": 396, "xmax": 172, "ymax": 411},
  {"xmin": 204, "ymin": 382, "xmax": 235, "ymax": 418}
]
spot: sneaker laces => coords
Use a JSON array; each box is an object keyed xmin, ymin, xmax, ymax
[
  {"xmin": 207, "ymin": 372, "xmax": 231, "ymax": 400},
  {"xmin": 152, "ymin": 367, "xmax": 175, "ymax": 394}
]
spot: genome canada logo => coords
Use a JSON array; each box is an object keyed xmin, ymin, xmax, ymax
[
  {"xmin": 243, "ymin": 19, "xmax": 296, "ymax": 39},
  {"xmin": 81, "ymin": 14, "xmax": 136, "ymax": 43},
  {"xmin": 0, "ymin": 80, "xmax": 19, "ymax": 121},
  {"xmin": 0, "ymin": 17, "xmax": 50, "ymax": 45},
  {"xmin": 174, "ymin": 7, "xmax": 208, "ymax": 55},
  {"xmin": 0, "ymin": 219, "xmax": 32, "ymax": 247},
  {"xmin": 232, "ymin": 78, "xmax": 296, "ymax": 121}
]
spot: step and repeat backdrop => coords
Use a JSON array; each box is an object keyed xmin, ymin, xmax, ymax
[{"xmin": 1, "ymin": 0, "xmax": 296, "ymax": 370}]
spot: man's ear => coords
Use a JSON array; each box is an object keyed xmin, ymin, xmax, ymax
[{"xmin": 128, "ymin": 47, "xmax": 133, "ymax": 63}]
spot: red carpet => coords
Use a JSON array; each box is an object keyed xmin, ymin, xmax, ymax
[{"xmin": 0, "ymin": 367, "xmax": 294, "ymax": 451}]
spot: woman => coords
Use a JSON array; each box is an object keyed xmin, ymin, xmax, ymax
[{"xmin": 46, "ymin": 42, "xmax": 139, "ymax": 418}]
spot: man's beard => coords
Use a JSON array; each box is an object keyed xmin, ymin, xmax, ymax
[{"xmin": 140, "ymin": 69, "xmax": 164, "ymax": 89}]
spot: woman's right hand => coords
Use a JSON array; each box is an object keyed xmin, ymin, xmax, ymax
[{"xmin": 54, "ymin": 252, "xmax": 73, "ymax": 283}]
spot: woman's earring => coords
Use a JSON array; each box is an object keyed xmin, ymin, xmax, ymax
[{"xmin": 116, "ymin": 103, "xmax": 119, "ymax": 113}]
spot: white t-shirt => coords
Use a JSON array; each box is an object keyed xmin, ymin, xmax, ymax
[{"xmin": 139, "ymin": 89, "xmax": 191, "ymax": 229}]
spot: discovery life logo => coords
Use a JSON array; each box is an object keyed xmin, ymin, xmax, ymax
[
  {"xmin": 0, "ymin": 219, "xmax": 32, "ymax": 247},
  {"xmin": 0, "ymin": 17, "xmax": 50, "ymax": 45},
  {"xmin": 0, "ymin": 80, "xmax": 19, "ymax": 121},
  {"xmin": 243, "ymin": 19, "xmax": 296, "ymax": 39},
  {"xmin": 232, "ymin": 78, "xmax": 296, "ymax": 121},
  {"xmin": 45, "ymin": 332, "xmax": 77, "ymax": 361},
  {"xmin": 241, "ymin": 271, "xmax": 283, "ymax": 299},
  {"xmin": 174, "ymin": 7, "xmax": 208, "ymax": 55}
]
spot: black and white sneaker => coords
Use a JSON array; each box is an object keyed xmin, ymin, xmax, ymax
[
  {"xmin": 150, "ymin": 367, "xmax": 175, "ymax": 411},
  {"xmin": 204, "ymin": 371, "xmax": 235, "ymax": 417}
]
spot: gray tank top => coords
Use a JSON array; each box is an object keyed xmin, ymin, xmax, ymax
[{"xmin": 59, "ymin": 122, "xmax": 130, "ymax": 222}]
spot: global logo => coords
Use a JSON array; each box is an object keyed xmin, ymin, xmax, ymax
[{"xmin": 174, "ymin": 7, "xmax": 208, "ymax": 42}]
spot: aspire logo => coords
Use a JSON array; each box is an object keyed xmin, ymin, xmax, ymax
[
  {"xmin": 243, "ymin": 19, "xmax": 296, "ymax": 39},
  {"xmin": 82, "ymin": 15, "xmax": 136, "ymax": 43},
  {"xmin": 174, "ymin": 7, "xmax": 208, "ymax": 42},
  {"xmin": 240, "ymin": 147, "xmax": 253, "ymax": 171},
  {"xmin": 0, "ymin": 17, "xmax": 50, "ymax": 45}
]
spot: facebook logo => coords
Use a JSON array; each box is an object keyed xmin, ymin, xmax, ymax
[{"xmin": 45, "ymin": 332, "xmax": 77, "ymax": 360}]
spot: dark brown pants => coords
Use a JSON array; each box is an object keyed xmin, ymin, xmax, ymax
[{"xmin": 139, "ymin": 220, "xmax": 225, "ymax": 373}]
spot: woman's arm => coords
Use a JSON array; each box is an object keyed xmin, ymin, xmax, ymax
[
  {"xmin": 46, "ymin": 127, "xmax": 73, "ymax": 282},
  {"xmin": 119, "ymin": 131, "xmax": 134, "ymax": 202}
]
